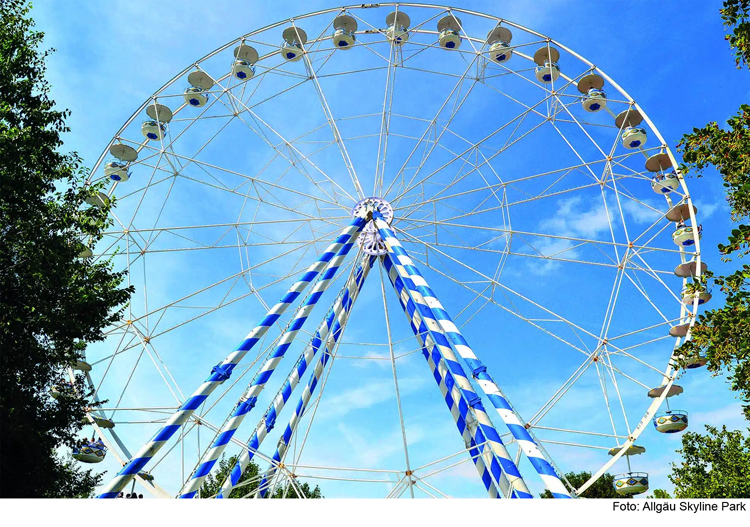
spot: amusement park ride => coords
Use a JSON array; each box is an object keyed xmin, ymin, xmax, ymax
[{"xmin": 65, "ymin": 4, "xmax": 708, "ymax": 499}]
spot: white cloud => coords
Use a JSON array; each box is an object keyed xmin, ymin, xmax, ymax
[
  {"xmin": 621, "ymin": 198, "xmax": 662, "ymax": 225},
  {"xmin": 317, "ymin": 376, "xmax": 429, "ymax": 421},
  {"xmin": 689, "ymin": 402, "xmax": 747, "ymax": 431},
  {"xmin": 694, "ymin": 200, "xmax": 721, "ymax": 220}
]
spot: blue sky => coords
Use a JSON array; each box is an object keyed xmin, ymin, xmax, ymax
[{"xmin": 33, "ymin": 1, "xmax": 750, "ymax": 498}]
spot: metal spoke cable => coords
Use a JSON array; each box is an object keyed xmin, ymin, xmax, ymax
[
  {"xmin": 214, "ymin": 254, "xmax": 373, "ymax": 498},
  {"xmin": 377, "ymin": 215, "xmax": 570, "ymax": 498},
  {"xmin": 255, "ymin": 255, "xmax": 377, "ymax": 497},
  {"xmin": 177, "ymin": 218, "xmax": 365, "ymax": 498},
  {"xmin": 382, "ymin": 254, "xmax": 511, "ymax": 498},
  {"xmin": 96, "ymin": 215, "xmax": 366, "ymax": 498}
]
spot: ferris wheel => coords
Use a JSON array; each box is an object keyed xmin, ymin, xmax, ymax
[{"xmin": 72, "ymin": 3, "xmax": 709, "ymax": 499}]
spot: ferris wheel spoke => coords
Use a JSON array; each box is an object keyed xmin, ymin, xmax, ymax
[
  {"xmin": 400, "ymin": 230, "xmax": 596, "ymax": 356},
  {"xmin": 96, "ymin": 227, "xmax": 346, "ymax": 367},
  {"xmin": 381, "ymin": 42, "xmax": 485, "ymax": 201},
  {"xmin": 529, "ymin": 357, "xmax": 596, "ymax": 425},
  {"xmin": 241, "ymin": 107, "xmax": 358, "ymax": 205},
  {"xmin": 378, "ymin": 263, "xmax": 416, "ymax": 497},
  {"xmin": 392, "ymin": 105, "xmax": 554, "ymax": 213},
  {"xmin": 408, "ymin": 246, "xmax": 592, "ymax": 357},
  {"xmin": 206, "ymin": 85, "xmax": 349, "ymax": 207},
  {"xmin": 593, "ymin": 360, "xmax": 623, "ymax": 442},
  {"xmin": 382, "ymin": 252, "xmax": 527, "ymax": 499},
  {"xmin": 298, "ymin": 31, "xmax": 366, "ymax": 201},
  {"xmin": 373, "ymin": 41, "xmax": 398, "ymax": 196},
  {"xmin": 194, "ymin": 254, "xmax": 373, "ymax": 499}
]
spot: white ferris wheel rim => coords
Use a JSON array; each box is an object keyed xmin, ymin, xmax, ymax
[{"xmin": 79, "ymin": 3, "xmax": 704, "ymax": 499}]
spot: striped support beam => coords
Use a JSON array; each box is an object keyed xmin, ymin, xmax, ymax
[
  {"xmin": 215, "ymin": 255, "xmax": 375, "ymax": 498},
  {"xmin": 384, "ymin": 255, "xmax": 526, "ymax": 499},
  {"xmin": 256, "ymin": 256, "xmax": 377, "ymax": 498},
  {"xmin": 96, "ymin": 217, "xmax": 366, "ymax": 499},
  {"xmin": 376, "ymin": 216, "xmax": 570, "ymax": 499},
  {"xmin": 178, "ymin": 230, "xmax": 364, "ymax": 498}
]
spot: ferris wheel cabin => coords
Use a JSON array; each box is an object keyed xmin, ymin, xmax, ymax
[
  {"xmin": 281, "ymin": 27, "xmax": 307, "ymax": 62},
  {"xmin": 385, "ymin": 11, "xmax": 410, "ymax": 45},
  {"xmin": 333, "ymin": 14, "xmax": 357, "ymax": 49},
  {"xmin": 487, "ymin": 25, "xmax": 513, "ymax": 63},
  {"xmin": 437, "ymin": 15, "xmax": 462, "ymax": 49}
]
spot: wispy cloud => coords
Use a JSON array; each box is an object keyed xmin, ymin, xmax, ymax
[{"xmin": 317, "ymin": 376, "xmax": 429, "ymax": 421}]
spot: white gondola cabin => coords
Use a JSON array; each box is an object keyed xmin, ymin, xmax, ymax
[
  {"xmin": 651, "ymin": 171, "xmax": 680, "ymax": 193},
  {"xmin": 185, "ymin": 70, "xmax": 213, "ymax": 105},
  {"xmin": 105, "ymin": 161, "xmax": 129, "ymax": 182},
  {"xmin": 615, "ymin": 109, "xmax": 646, "ymax": 149},
  {"xmin": 672, "ymin": 223, "xmax": 701, "ymax": 247},
  {"xmin": 281, "ymin": 27, "xmax": 306, "ymax": 62},
  {"xmin": 437, "ymin": 15, "xmax": 462, "ymax": 49},
  {"xmin": 681, "ymin": 289, "xmax": 712, "ymax": 306},
  {"xmin": 233, "ymin": 44, "xmax": 259, "ymax": 80},
  {"xmin": 73, "ymin": 440, "xmax": 107, "ymax": 464},
  {"xmin": 622, "ymin": 126, "xmax": 647, "ymax": 149},
  {"xmin": 385, "ymin": 11, "xmax": 410, "ymax": 45},
  {"xmin": 533, "ymin": 46, "xmax": 561, "ymax": 83},
  {"xmin": 614, "ymin": 472, "xmax": 649, "ymax": 496},
  {"xmin": 141, "ymin": 120, "xmax": 166, "ymax": 141},
  {"xmin": 332, "ymin": 14, "xmax": 357, "ymax": 49},
  {"xmin": 578, "ymin": 74, "xmax": 606, "ymax": 112},
  {"xmin": 653, "ymin": 411, "xmax": 688, "ymax": 433},
  {"xmin": 487, "ymin": 26, "xmax": 512, "ymax": 63},
  {"xmin": 184, "ymin": 87, "xmax": 208, "ymax": 107}
]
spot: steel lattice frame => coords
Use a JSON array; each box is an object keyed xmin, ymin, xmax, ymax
[{"xmin": 76, "ymin": 3, "xmax": 704, "ymax": 499}]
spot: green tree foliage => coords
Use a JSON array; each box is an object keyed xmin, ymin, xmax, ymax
[
  {"xmin": 539, "ymin": 471, "xmax": 625, "ymax": 498},
  {"xmin": 199, "ymin": 455, "xmax": 322, "ymax": 499},
  {"xmin": 0, "ymin": 0, "xmax": 133, "ymax": 497},
  {"xmin": 666, "ymin": 425, "xmax": 750, "ymax": 498},
  {"xmin": 722, "ymin": 0, "xmax": 750, "ymax": 67},
  {"xmin": 676, "ymin": 0, "xmax": 750, "ymax": 420},
  {"xmin": 647, "ymin": 489, "xmax": 673, "ymax": 499}
]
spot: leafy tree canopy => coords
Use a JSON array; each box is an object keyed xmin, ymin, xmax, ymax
[
  {"xmin": 199, "ymin": 455, "xmax": 323, "ymax": 499},
  {"xmin": 540, "ymin": 471, "xmax": 626, "ymax": 499},
  {"xmin": 0, "ymin": 0, "xmax": 132, "ymax": 497},
  {"xmin": 666, "ymin": 425, "xmax": 750, "ymax": 498},
  {"xmin": 676, "ymin": 0, "xmax": 750, "ymax": 420},
  {"xmin": 722, "ymin": 0, "xmax": 750, "ymax": 68}
]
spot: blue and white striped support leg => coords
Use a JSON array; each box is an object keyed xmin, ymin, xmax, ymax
[
  {"xmin": 178, "ymin": 231, "xmax": 365, "ymax": 498},
  {"xmin": 376, "ymin": 216, "xmax": 570, "ymax": 498},
  {"xmin": 254, "ymin": 256, "xmax": 377, "ymax": 498},
  {"xmin": 96, "ymin": 217, "xmax": 366, "ymax": 499},
  {"xmin": 384, "ymin": 256, "xmax": 527, "ymax": 498},
  {"xmin": 214, "ymin": 256, "xmax": 375, "ymax": 498}
]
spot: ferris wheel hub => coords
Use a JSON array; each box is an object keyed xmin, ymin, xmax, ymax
[{"xmin": 351, "ymin": 197, "xmax": 393, "ymax": 255}]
